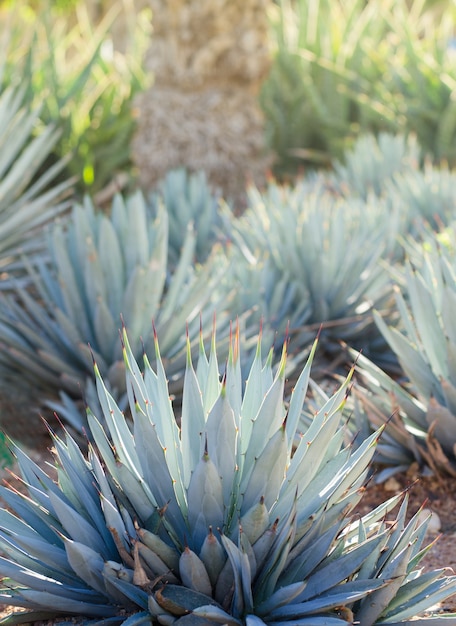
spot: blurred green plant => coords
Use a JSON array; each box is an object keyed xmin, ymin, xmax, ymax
[
  {"xmin": 0, "ymin": 85, "xmax": 73, "ymax": 284},
  {"xmin": 0, "ymin": 431, "xmax": 13, "ymax": 469},
  {"xmin": 262, "ymin": 0, "xmax": 456, "ymax": 177},
  {"xmin": 224, "ymin": 178, "xmax": 395, "ymax": 367},
  {"xmin": 150, "ymin": 168, "xmax": 226, "ymax": 267},
  {"xmin": 0, "ymin": 0, "xmax": 150, "ymax": 195}
]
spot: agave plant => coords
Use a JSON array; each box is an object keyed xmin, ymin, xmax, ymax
[
  {"xmin": 0, "ymin": 325, "xmax": 455, "ymax": 625},
  {"xmin": 1, "ymin": 0, "xmax": 150, "ymax": 195},
  {"xmin": 150, "ymin": 168, "xmax": 226, "ymax": 266},
  {"xmin": 331, "ymin": 133, "xmax": 420, "ymax": 200},
  {"xmin": 224, "ymin": 178, "xmax": 395, "ymax": 367},
  {"xmin": 0, "ymin": 85, "xmax": 73, "ymax": 283},
  {"xmin": 0, "ymin": 191, "xmax": 227, "ymax": 429},
  {"xmin": 352, "ymin": 231, "xmax": 456, "ymax": 476},
  {"xmin": 331, "ymin": 133, "xmax": 456, "ymax": 261}
]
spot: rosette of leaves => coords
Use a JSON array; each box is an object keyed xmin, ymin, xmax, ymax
[
  {"xmin": 353, "ymin": 234, "xmax": 456, "ymax": 476},
  {"xmin": 331, "ymin": 133, "xmax": 420, "ymax": 200},
  {"xmin": 150, "ymin": 168, "xmax": 226, "ymax": 266},
  {"xmin": 332, "ymin": 133, "xmax": 456, "ymax": 251},
  {"xmin": 0, "ymin": 325, "xmax": 455, "ymax": 625},
  {"xmin": 0, "ymin": 191, "xmax": 227, "ymax": 429},
  {"xmin": 225, "ymin": 178, "xmax": 395, "ymax": 367},
  {"xmin": 0, "ymin": 85, "xmax": 73, "ymax": 284}
]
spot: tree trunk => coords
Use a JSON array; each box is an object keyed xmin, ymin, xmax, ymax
[{"xmin": 132, "ymin": 0, "xmax": 273, "ymax": 207}]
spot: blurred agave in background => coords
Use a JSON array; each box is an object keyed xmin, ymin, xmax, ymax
[{"xmin": 0, "ymin": 191, "xmax": 228, "ymax": 434}]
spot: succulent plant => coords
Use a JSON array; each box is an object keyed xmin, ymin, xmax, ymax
[
  {"xmin": 332, "ymin": 133, "xmax": 456, "ymax": 254},
  {"xmin": 225, "ymin": 178, "xmax": 395, "ymax": 366},
  {"xmin": 0, "ymin": 191, "xmax": 227, "ymax": 429},
  {"xmin": 331, "ymin": 133, "xmax": 420, "ymax": 199},
  {"xmin": 0, "ymin": 325, "xmax": 455, "ymax": 625},
  {"xmin": 0, "ymin": 86, "xmax": 73, "ymax": 284},
  {"xmin": 352, "ymin": 232, "xmax": 456, "ymax": 476},
  {"xmin": 150, "ymin": 168, "xmax": 226, "ymax": 266}
]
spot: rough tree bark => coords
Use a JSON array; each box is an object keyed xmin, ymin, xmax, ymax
[{"xmin": 132, "ymin": 0, "xmax": 273, "ymax": 206}]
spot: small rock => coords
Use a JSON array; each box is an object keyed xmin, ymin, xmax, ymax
[
  {"xmin": 416, "ymin": 508, "xmax": 442, "ymax": 535},
  {"xmin": 384, "ymin": 477, "xmax": 401, "ymax": 492}
]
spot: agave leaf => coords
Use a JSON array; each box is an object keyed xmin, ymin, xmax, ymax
[
  {"xmin": 181, "ymin": 340, "xmax": 205, "ymax": 488},
  {"xmin": 378, "ymin": 578, "xmax": 456, "ymax": 623},
  {"xmin": 322, "ymin": 428, "xmax": 383, "ymax": 511},
  {"xmin": 135, "ymin": 542, "xmax": 178, "ymax": 583},
  {"xmin": 263, "ymin": 619, "xmax": 348, "ymax": 625},
  {"xmin": 0, "ymin": 488, "xmax": 64, "ymax": 546},
  {"xmin": 192, "ymin": 605, "xmax": 242, "ymax": 626},
  {"xmin": 200, "ymin": 322, "xmax": 221, "ymax": 414},
  {"xmin": 16, "ymin": 589, "xmax": 117, "ymax": 618},
  {"xmin": 239, "ymin": 498, "xmax": 270, "ymax": 546},
  {"xmin": 241, "ymin": 425, "xmax": 288, "ymax": 514},
  {"xmin": 278, "ymin": 450, "xmax": 351, "ymax": 534},
  {"xmin": 205, "ymin": 391, "xmax": 238, "ymax": 510},
  {"xmin": 111, "ymin": 461, "xmax": 157, "ymax": 523},
  {"xmin": 255, "ymin": 580, "xmax": 307, "ymax": 616},
  {"xmin": 47, "ymin": 490, "xmax": 109, "ymax": 558},
  {"xmin": 279, "ymin": 523, "xmax": 342, "ymax": 586},
  {"xmin": 136, "ymin": 527, "xmax": 179, "ymax": 572},
  {"xmin": 267, "ymin": 579, "xmax": 386, "ymax": 620},
  {"xmin": 355, "ymin": 540, "xmax": 416, "ymax": 626},
  {"xmin": 0, "ymin": 530, "xmax": 72, "ymax": 579},
  {"xmin": 179, "ymin": 547, "xmax": 212, "ymax": 597},
  {"xmin": 51, "ymin": 220, "xmax": 94, "ymax": 343},
  {"xmin": 219, "ymin": 533, "xmax": 248, "ymax": 618},
  {"xmin": 157, "ymin": 222, "xmax": 194, "ymax": 324},
  {"xmin": 245, "ymin": 617, "xmax": 268, "ymax": 626},
  {"xmin": 0, "ymin": 610, "xmax": 60, "ymax": 625},
  {"xmin": 63, "ymin": 539, "xmax": 107, "ymax": 595},
  {"xmin": 296, "ymin": 533, "xmax": 387, "ymax": 603},
  {"xmin": 198, "ymin": 528, "xmax": 226, "ymax": 588},
  {"xmin": 148, "ymin": 336, "xmax": 187, "ymax": 516},
  {"xmin": 242, "ymin": 348, "xmax": 287, "ymax": 478},
  {"xmin": 283, "ymin": 400, "xmax": 347, "ymax": 501},
  {"xmin": 83, "ymin": 236, "xmax": 107, "ymax": 328},
  {"xmin": 380, "ymin": 569, "xmax": 454, "ymax": 619},
  {"xmin": 0, "ymin": 535, "xmax": 80, "ymax": 589},
  {"xmin": 240, "ymin": 337, "xmax": 264, "ymax": 450},
  {"xmin": 0, "ymin": 557, "xmax": 102, "ymax": 603},
  {"xmin": 52, "ymin": 439, "xmax": 117, "ymax": 552},
  {"xmin": 132, "ymin": 404, "xmax": 185, "ymax": 534},
  {"xmin": 405, "ymin": 266, "xmax": 446, "ymax": 379},
  {"xmin": 95, "ymin": 364, "xmax": 139, "ymax": 476},
  {"xmin": 93, "ymin": 299, "xmax": 118, "ymax": 362},
  {"xmin": 121, "ymin": 266, "xmax": 155, "ymax": 346},
  {"xmin": 426, "ymin": 398, "xmax": 456, "ymax": 454},
  {"xmin": 120, "ymin": 611, "xmax": 154, "ymax": 626},
  {"xmin": 187, "ymin": 452, "xmax": 224, "ymax": 551},
  {"xmin": 285, "ymin": 336, "xmax": 318, "ymax": 452},
  {"xmin": 155, "ymin": 584, "xmax": 218, "ymax": 616},
  {"xmin": 374, "ymin": 311, "xmax": 437, "ymax": 400},
  {"xmin": 126, "ymin": 191, "xmax": 158, "ymax": 272},
  {"xmin": 224, "ymin": 322, "xmax": 242, "ymax": 422},
  {"xmin": 97, "ymin": 215, "xmax": 125, "ymax": 315},
  {"xmin": 253, "ymin": 503, "xmax": 296, "ymax": 604},
  {"xmin": 103, "ymin": 564, "xmax": 148, "ymax": 610}
]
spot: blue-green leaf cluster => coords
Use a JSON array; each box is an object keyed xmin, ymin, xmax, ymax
[{"xmin": 0, "ymin": 327, "xmax": 455, "ymax": 625}]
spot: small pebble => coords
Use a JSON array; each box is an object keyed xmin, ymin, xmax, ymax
[
  {"xmin": 416, "ymin": 508, "xmax": 442, "ymax": 535},
  {"xmin": 383, "ymin": 477, "xmax": 401, "ymax": 492}
]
